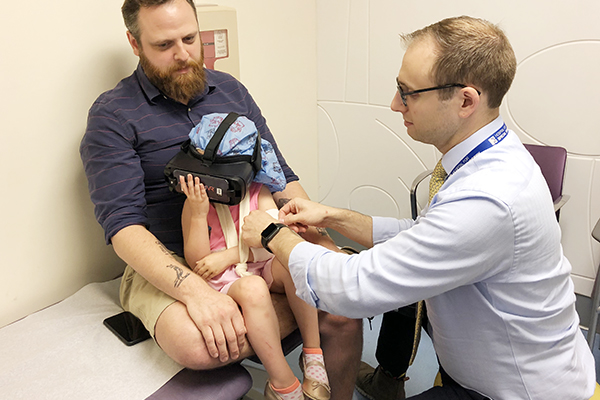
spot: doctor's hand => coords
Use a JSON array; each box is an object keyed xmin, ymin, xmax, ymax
[
  {"xmin": 241, "ymin": 210, "xmax": 278, "ymax": 248},
  {"xmin": 279, "ymin": 198, "xmax": 333, "ymax": 233}
]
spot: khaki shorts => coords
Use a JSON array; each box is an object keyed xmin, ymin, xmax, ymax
[{"xmin": 119, "ymin": 254, "xmax": 187, "ymax": 337}]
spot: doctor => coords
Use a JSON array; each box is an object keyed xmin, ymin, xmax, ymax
[{"xmin": 242, "ymin": 15, "xmax": 595, "ymax": 400}]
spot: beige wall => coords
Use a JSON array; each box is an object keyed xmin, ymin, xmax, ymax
[
  {"xmin": 316, "ymin": 0, "xmax": 600, "ymax": 296},
  {"xmin": 0, "ymin": 1, "xmax": 317, "ymax": 328}
]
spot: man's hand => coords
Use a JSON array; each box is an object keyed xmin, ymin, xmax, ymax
[
  {"xmin": 186, "ymin": 288, "xmax": 247, "ymax": 363},
  {"xmin": 241, "ymin": 210, "xmax": 278, "ymax": 248},
  {"xmin": 298, "ymin": 226, "xmax": 339, "ymax": 251},
  {"xmin": 279, "ymin": 198, "xmax": 333, "ymax": 233}
]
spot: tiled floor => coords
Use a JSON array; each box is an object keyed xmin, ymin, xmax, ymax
[
  {"xmin": 354, "ymin": 314, "xmax": 438, "ymax": 399},
  {"xmin": 243, "ymin": 313, "xmax": 439, "ymax": 399},
  {"xmin": 356, "ymin": 326, "xmax": 600, "ymax": 400},
  {"xmin": 245, "ymin": 322, "xmax": 598, "ymax": 399}
]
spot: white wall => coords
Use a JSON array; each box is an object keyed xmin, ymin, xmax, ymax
[
  {"xmin": 0, "ymin": 1, "xmax": 317, "ymax": 328},
  {"xmin": 316, "ymin": 0, "xmax": 600, "ymax": 296},
  {"xmin": 215, "ymin": 1, "xmax": 319, "ymax": 197}
]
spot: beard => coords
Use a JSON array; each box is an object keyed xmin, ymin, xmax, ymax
[{"xmin": 139, "ymin": 51, "xmax": 206, "ymax": 104}]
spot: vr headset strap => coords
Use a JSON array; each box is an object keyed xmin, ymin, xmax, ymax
[
  {"xmin": 213, "ymin": 195, "xmax": 252, "ymax": 278},
  {"xmin": 202, "ymin": 112, "xmax": 240, "ymax": 166}
]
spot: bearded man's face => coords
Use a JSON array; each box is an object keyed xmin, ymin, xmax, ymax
[
  {"xmin": 129, "ymin": 0, "xmax": 206, "ymax": 103},
  {"xmin": 140, "ymin": 49, "xmax": 206, "ymax": 103}
]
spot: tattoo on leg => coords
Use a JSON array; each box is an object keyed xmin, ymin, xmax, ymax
[
  {"xmin": 166, "ymin": 264, "xmax": 190, "ymax": 288},
  {"xmin": 276, "ymin": 198, "xmax": 291, "ymax": 209}
]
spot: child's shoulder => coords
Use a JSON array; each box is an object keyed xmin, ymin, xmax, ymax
[{"xmin": 250, "ymin": 182, "xmax": 263, "ymax": 196}]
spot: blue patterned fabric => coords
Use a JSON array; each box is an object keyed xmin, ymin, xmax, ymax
[{"xmin": 189, "ymin": 113, "xmax": 286, "ymax": 192}]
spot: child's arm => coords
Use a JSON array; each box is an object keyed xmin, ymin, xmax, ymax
[
  {"xmin": 192, "ymin": 185, "xmax": 278, "ymax": 279},
  {"xmin": 199, "ymin": 186, "xmax": 277, "ymax": 273},
  {"xmin": 247, "ymin": 185, "xmax": 280, "ymax": 263},
  {"xmin": 257, "ymin": 184, "xmax": 278, "ymax": 212},
  {"xmin": 194, "ymin": 247, "xmax": 240, "ymax": 280},
  {"xmin": 180, "ymin": 175, "xmax": 212, "ymax": 267}
]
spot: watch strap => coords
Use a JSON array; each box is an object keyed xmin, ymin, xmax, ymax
[{"xmin": 261, "ymin": 223, "xmax": 287, "ymax": 253}]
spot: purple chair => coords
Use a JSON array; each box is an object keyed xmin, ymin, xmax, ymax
[
  {"xmin": 146, "ymin": 365, "xmax": 252, "ymax": 400},
  {"xmin": 587, "ymin": 220, "xmax": 600, "ymax": 349},
  {"xmin": 523, "ymin": 143, "xmax": 569, "ymax": 221},
  {"xmin": 410, "ymin": 143, "xmax": 570, "ymax": 221},
  {"xmin": 145, "ymin": 313, "xmax": 303, "ymax": 399}
]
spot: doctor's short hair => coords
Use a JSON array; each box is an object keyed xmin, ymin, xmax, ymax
[
  {"xmin": 122, "ymin": 0, "xmax": 198, "ymax": 43},
  {"xmin": 401, "ymin": 16, "xmax": 517, "ymax": 109}
]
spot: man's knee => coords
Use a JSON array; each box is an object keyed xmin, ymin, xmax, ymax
[
  {"xmin": 319, "ymin": 311, "xmax": 362, "ymax": 338},
  {"xmin": 176, "ymin": 344, "xmax": 223, "ymax": 370},
  {"xmin": 157, "ymin": 326, "xmax": 220, "ymax": 369},
  {"xmin": 155, "ymin": 301, "xmax": 230, "ymax": 370}
]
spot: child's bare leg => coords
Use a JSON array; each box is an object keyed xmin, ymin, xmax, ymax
[
  {"xmin": 271, "ymin": 261, "xmax": 331, "ymax": 399},
  {"xmin": 227, "ymin": 275, "xmax": 300, "ymax": 393},
  {"xmin": 270, "ymin": 260, "xmax": 321, "ymax": 348}
]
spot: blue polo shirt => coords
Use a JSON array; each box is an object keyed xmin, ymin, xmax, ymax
[{"xmin": 80, "ymin": 65, "xmax": 298, "ymax": 256}]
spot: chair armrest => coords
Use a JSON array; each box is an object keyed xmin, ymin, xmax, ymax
[
  {"xmin": 410, "ymin": 169, "xmax": 433, "ymax": 220},
  {"xmin": 553, "ymin": 194, "xmax": 570, "ymax": 213},
  {"xmin": 592, "ymin": 217, "xmax": 600, "ymax": 243}
]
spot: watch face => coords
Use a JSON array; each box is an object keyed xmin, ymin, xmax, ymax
[{"xmin": 262, "ymin": 223, "xmax": 279, "ymax": 238}]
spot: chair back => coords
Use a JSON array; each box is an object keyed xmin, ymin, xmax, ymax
[
  {"xmin": 523, "ymin": 143, "xmax": 567, "ymax": 204},
  {"xmin": 410, "ymin": 144, "xmax": 568, "ymax": 221}
]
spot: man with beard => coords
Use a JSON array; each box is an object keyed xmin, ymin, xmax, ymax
[{"xmin": 80, "ymin": 1, "xmax": 362, "ymax": 399}]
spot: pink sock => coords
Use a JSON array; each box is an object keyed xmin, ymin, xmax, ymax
[
  {"xmin": 271, "ymin": 378, "xmax": 303, "ymax": 400},
  {"xmin": 303, "ymin": 348, "xmax": 329, "ymax": 386}
]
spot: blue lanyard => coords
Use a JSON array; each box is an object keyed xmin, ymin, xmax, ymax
[{"xmin": 449, "ymin": 123, "xmax": 508, "ymax": 176}]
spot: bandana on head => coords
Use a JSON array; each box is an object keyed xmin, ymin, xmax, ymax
[{"xmin": 188, "ymin": 113, "xmax": 286, "ymax": 192}]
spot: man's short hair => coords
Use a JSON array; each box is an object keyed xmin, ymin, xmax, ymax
[
  {"xmin": 122, "ymin": 0, "xmax": 198, "ymax": 43},
  {"xmin": 401, "ymin": 16, "xmax": 517, "ymax": 109}
]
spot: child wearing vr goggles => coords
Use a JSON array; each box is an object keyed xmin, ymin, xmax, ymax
[{"xmin": 179, "ymin": 113, "xmax": 330, "ymax": 400}]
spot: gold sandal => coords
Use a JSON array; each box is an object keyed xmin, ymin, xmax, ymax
[
  {"xmin": 264, "ymin": 380, "xmax": 284, "ymax": 400},
  {"xmin": 299, "ymin": 353, "xmax": 331, "ymax": 400}
]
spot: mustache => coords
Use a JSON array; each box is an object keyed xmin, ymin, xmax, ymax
[{"xmin": 166, "ymin": 58, "xmax": 201, "ymax": 74}]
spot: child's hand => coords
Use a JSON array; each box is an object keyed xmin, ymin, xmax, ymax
[
  {"xmin": 193, "ymin": 250, "xmax": 236, "ymax": 280},
  {"xmin": 180, "ymin": 174, "xmax": 210, "ymax": 217}
]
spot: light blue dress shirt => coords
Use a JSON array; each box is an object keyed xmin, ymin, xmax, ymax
[{"xmin": 288, "ymin": 117, "xmax": 595, "ymax": 399}]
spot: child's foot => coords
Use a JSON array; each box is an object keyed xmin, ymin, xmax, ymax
[
  {"xmin": 264, "ymin": 379, "xmax": 304, "ymax": 400},
  {"xmin": 299, "ymin": 349, "xmax": 331, "ymax": 400}
]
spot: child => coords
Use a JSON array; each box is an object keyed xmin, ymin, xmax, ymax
[{"xmin": 179, "ymin": 113, "xmax": 330, "ymax": 400}]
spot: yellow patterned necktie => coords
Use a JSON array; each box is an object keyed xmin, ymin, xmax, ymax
[
  {"xmin": 409, "ymin": 159, "xmax": 447, "ymax": 366},
  {"xmin": 428, "ymin": 159, "xmax": 448, "ymax": 203}
]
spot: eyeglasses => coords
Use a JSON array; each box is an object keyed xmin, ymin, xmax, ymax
[{"xmin": 395, "ymin": 78, "xmax": 480, "ymax": 107}]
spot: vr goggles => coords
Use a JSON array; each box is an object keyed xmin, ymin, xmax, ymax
[{"xmin": 164, "ymin": 112, "xmax": 261, "ymax": 206}]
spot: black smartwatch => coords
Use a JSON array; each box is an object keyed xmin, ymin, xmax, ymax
[{"xmin": 261, "ymin": 223, "xmax": 287, "ymax": 253}]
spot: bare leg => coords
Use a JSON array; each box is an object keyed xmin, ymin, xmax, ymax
[
  {"xmin": 271, "ymin": 260, "xmax": 362, "ymax": 400},
  {"xmin": 271, "ymin": 260, "xmax": 320, "ymax": 348},
  {"xmin": 228, "ymin": 275, "xmax": 297, "ymax": 390},
  {"xmin": 320, "ymin": 312, "xmax": 363, "ymax": 400},
  {"xmin": 154, "ymin": 293, "xmax": 298, "ymax": 370}
]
